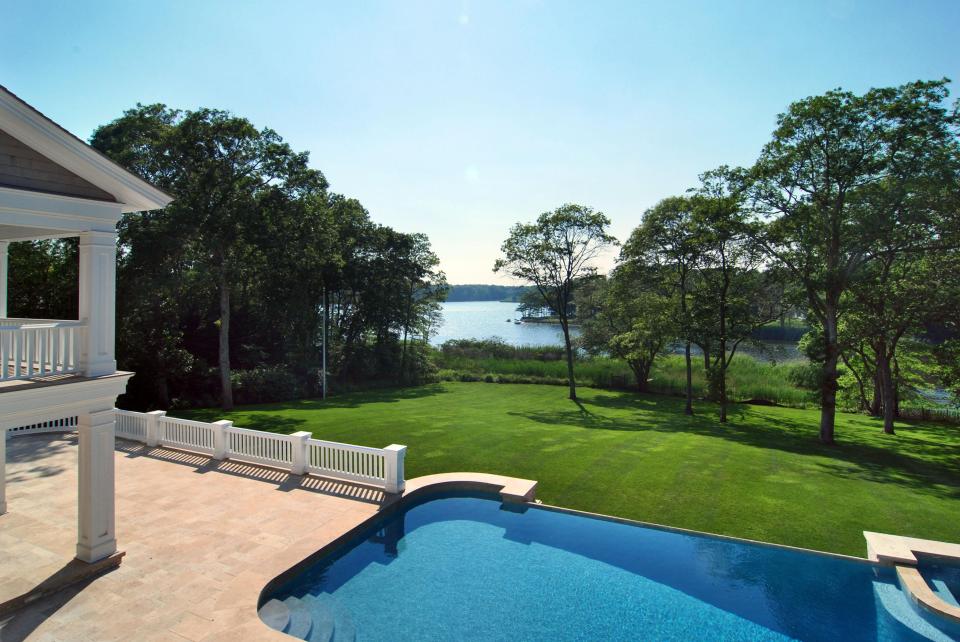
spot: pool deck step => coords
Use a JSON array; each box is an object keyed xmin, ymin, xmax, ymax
[
  {"xmin": 258, "ymin": 599, "xmax": 290, "ymax": 633},
  {"xmin": 283, "ymin": 596, "xmax": 314, "ymax": 639},
  {"xmin": 300, "ymin": 593, "xmax": 356, "ymax": 642}
]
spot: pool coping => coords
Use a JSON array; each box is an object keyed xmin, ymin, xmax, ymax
[{"xmin": 864, "ymin": 531, "xmax": 960, "ymax": 626}]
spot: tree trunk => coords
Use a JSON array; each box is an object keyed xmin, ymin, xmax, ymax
[
  {"xmin": 877, "ymin": 353, "xmax": 896, "ymax": 435},
  {"xmin": 684, "ymin": 342, "xmax": 694, "ymax": 415},
  {"xmin": 560, "ymin": 319, "xmax": 577, "ymax": 400},
  {"xmin": 219, "ymin": 268, "xmax": 234, "ymax": 411},
  {"xmin": 819, "ymin": 304, "xmax": 839, "ymax": 444},
  {"xmin": 718, "ymin": 365, "xmax": 727, "ymax": 423},
  {"xmin": 630, "ymin": 361, "xmax": 649, "ymax": 393},
  {"xmin": 716, "ymin": 257, "xmax": 730, "ymax": 423},
  {"xmin": 870, "ymin": 374, "xmax": 882, "ymax": 417}
]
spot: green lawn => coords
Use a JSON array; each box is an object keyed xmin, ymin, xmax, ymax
[{"xmin": 179, "ymin": 382, "xmax": 960, "ymax": 557}]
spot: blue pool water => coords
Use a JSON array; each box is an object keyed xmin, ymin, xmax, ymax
[{"xmin": 262, "ymin": 493, "xmax": 957, "ymax": 641}]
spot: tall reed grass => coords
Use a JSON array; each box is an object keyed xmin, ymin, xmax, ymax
[{"xmin": 435, "ymin": 340, "xmax": 814, "ymax": 408}]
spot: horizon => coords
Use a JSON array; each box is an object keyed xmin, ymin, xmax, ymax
[{"xmin": 3, "ymin": 0, "xmax": 959, "ymax": 283}]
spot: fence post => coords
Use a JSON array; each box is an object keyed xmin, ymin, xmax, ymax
[
  {"xmin": 145, "ymin": 410, "xmax": 166, "ymax": 447},
  {"xmin": 289, "ymin": 431, "xmax": 311, "ymax": 475},
  {"xmin": 212, "ymin": 420, "xmax": 232, "ymax": 460},
  {"xmin": 383, "ymin": 444, "xmax": 407, "ymax": 494}
]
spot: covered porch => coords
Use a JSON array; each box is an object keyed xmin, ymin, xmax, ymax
[{"xmin": 0, "ymin": 83, "xmax": 172, "ymax": 575}]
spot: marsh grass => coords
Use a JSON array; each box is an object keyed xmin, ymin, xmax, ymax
[{"xmin": 437, "ymin": 346, "xmax": 814, "ymax": 408}]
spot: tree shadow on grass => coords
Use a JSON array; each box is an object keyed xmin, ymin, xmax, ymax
[
  {"xmin": 512, "ymin": 393, "xmax": 960, "ymax": 500},
  {"xmin": 177, "ymin": 384, "xmax": 448, "ymax": 425}
]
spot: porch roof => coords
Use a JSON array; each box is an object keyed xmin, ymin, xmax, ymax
[{"xmin": 0, "ymin": 85, "xmax": 172, "ymax": 213}]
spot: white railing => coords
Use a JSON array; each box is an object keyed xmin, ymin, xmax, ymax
[
  {"xmin": 226, "ymin": 425, "xmax": 295, "ymax": 469},
  {"xmin": 114, "ymin": 409, "xmax": 149, "ymax": 442},
  {"xmin": 6, "ymin": 406, "xmax": 407, "ymax": 493},
  {"xmin": 0, "ymin": 318, "xmax": 84, "ymax": 381},
  {"xmin": 158, "ymin": 415, "xmax": 217, "ymax": 456},
  {"xmin": 6, "ymin": 415, "xmax": 78, "ymax": 436},
  {"xmin": 306, "ymin": 439, "xmax": 389, "ymax": 486},
  {"xmin": 117, "ymin": 410, "xmax": 406, "ymax": 493}
]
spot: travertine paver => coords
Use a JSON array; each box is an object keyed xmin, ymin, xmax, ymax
[{"xmin": 0, "ymin": 433, "xmax": 384, "ymax": 641}]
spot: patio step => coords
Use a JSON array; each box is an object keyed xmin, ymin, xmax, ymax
[{"xmin": 282, "ymin": 596, "xmax": 314, "ymax": 639}]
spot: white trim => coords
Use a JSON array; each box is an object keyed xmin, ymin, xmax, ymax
[
  {"xmin": 0, "ymin": 373, "xmax": 132, "ymax": 429},
  {"xmin": 0, "ymin": 87, "xmax": 172, "ymax": 212},
  {"xmin": 0, "ymin": 187, "xmax": 124, "ymax": 235}
]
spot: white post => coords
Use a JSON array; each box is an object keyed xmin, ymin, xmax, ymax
[
  {"xmin": 76, "ymin": 408, "xmax": 117, "ymax": 563},
  {"xmin": 78, "ymin": 231, "xmax": 117, "ymax": 377},
  {"xmin": 212, "ymin": 420, "xmax": 231, "ymax": 460},
  {"xmin": 383, "ymin": 444, "xmax": 407, "ymax": 494},
  {"xmin": 145, "ymin": 410, "xmax": 165, "ymax": 447},
  {"xmin": 0, "ymin": 428, "xmax": 7, "ymax": 515},
  {"xmin": 0, "ymin": 240, "xmax": 8, "ymax": 319},
  {"xmin": 289, "ymin": 431, "xmax": 311, "ymax": 475}
]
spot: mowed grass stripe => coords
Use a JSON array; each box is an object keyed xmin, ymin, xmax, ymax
[{"xmin": 180, "ymin": 382, "xmax": 960, "ymax": 557}]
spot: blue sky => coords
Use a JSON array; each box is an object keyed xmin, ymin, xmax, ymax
[{"xmin": 3, "ymin": 1, "xmax": 959, "ymax": 282}]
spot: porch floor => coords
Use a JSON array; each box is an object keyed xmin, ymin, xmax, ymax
[{"xmin": 0, "ymin": 433, "xmax": 385, "ymax": 641}]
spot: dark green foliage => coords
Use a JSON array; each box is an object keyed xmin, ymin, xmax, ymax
[
  {"xmin": 7, "ymin": 239, "xmax": 78, "ymax": 319},
  {"xmin": 445, "ymin": 284, "xmax": 528, "ymax": 302},
  {"xmin": 231, "ymin": 366, "xmax": 315, "ymax": 406},
  {"xmin": 20, "ymin": 102, "xmax": 452, "ymax": 410}
]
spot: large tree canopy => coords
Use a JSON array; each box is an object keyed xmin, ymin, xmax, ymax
[
  {"xmin": 746, "ymin": 79, "xmax": 960, "ymax": 443},
  {"xmin": 62, "ymin": 103, "xmax": 447, "ymax": 410}
]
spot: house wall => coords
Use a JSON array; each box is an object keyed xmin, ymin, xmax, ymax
[{"xmin": 0, "ymin": 130, "xmax": 115, "ymax": 203}]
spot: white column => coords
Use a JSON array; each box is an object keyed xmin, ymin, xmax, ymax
[
  {"xmin": 1, "ymin": 429, "xmax": 7, "ymax": 515},
  {"xmin": 76, "ymin": 408, "xmax": 117, "ymax": 562},
  {"xmin": 289, "ymin": 431, "xmax": 311, "ymax": 475},
  {"xmin": 384, "ymin": 444, "xmax": 407, "ymax": 494},
  {"xmin": 212, "ymin": 420, "xmax": 231, "ymax": 460},
  {"xmin": 0, "ymin": 240, "xmax": 8, "ymax": 319},
  {"xmin": 78, "ymin": 231, "xmax": 117, "ymax": 377}
]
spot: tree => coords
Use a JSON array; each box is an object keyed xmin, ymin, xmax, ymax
[
  {"xmin": 494, "ymin": 204, "xmax": 617, "ymax": 400},
  {"xmin": 691, "ymin": 169, "xmax": 784, "ymax": 422},
  {"xmin": 92, "ymin": 104, "xmax": 328, "ymax": 410},
  {"xmin": 621, "ymin": 196, "xmax": 701, "ymax": 414},
  {"xmin": 6, "ymin": 239, "xmax": 78, "ymax": 319},
  {"xmin": 578, "ymin": 266, "xmax": 671, "ymax": 392},
  {"xmin": 746, "ymin": 79, "xmax": 960, "ymax": 443}
]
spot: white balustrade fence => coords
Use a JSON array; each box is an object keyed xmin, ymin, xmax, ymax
[
  {"xmin": 158, "ymin": 416, "xmax": 217, "ymax": 456},
  {"xmin": 7, "ymin": 415, "xmax": 78, "ymax": 436},
  {"xmin": 7, "ymin": 406, "xmax": 407, "ymax": 493},
  {"xmin": 117, "ymin": 410, "xmax": 406, "ymax": 493},
  {"xmin": 0, "ymin": 319, "xmax": 84, "ymax": 381}
]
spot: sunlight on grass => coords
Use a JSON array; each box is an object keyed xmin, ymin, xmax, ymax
[{"xmin": 179, "ymin": 382, "xmax": 960, "ymax": 557}]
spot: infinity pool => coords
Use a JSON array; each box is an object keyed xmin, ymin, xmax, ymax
[{"xmin": 261, "ymin": 493, "xmax": 956, "ymax": 641}]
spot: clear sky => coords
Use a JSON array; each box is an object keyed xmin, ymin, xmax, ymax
[{"xmin": 3, "ymin": 1, "xmax": 959, "ymax": 283}]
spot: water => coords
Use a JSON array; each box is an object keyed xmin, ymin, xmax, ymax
[
  {"xmin": 431, "ymin": 301, "xmax": 801, "ymax": 362},
  {"xmin": 431, "ymin": 301, "xmax": 578, "ymax": 347},
  {"xmin": 263, "ymin": 493, "xmax": 954, "ymax": 642}
]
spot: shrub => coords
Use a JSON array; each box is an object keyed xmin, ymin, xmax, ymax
[{"xmin": 231, "ymin": 366, "xmax": 309, "ymax": 405}]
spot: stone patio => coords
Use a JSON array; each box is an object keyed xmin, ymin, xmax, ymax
[{"xmin": 0, "ymin": 433, "xmax": 387, "ymax": 641}]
